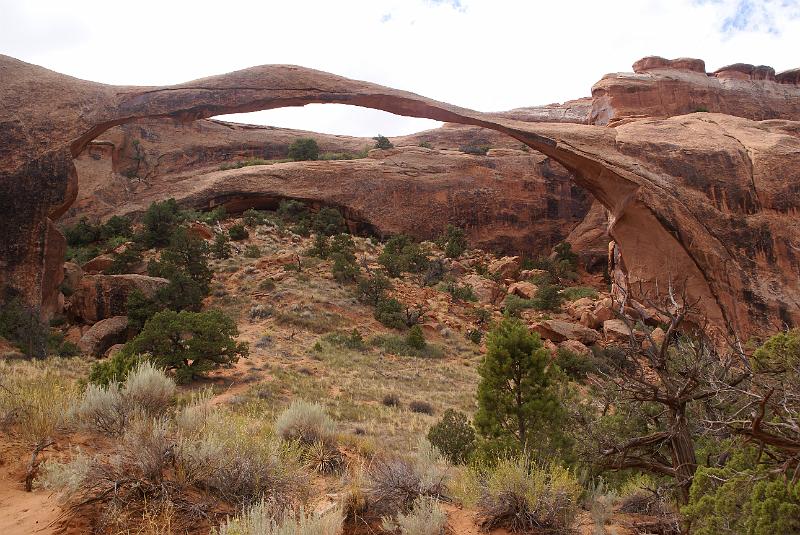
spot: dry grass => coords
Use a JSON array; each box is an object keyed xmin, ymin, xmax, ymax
[{"xmin": 213, "ymin": 498, "xmax": 343, "ymax": 535}]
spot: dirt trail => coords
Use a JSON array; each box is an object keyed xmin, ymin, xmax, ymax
[{"xmin": 0, "ymin": 443, "xmax": 61, "ymax": 535}]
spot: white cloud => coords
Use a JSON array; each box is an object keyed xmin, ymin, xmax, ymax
[{"xmin": 1, "ymin": 0, "xmax": 798, "ymax": 136}]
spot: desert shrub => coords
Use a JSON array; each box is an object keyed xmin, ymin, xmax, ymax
[
  {"xmin": 212, "ymin": 232, "xmax": 232, "ymax": 259},
  {"xmin": 418, "ymin": 141, "xmax": 433, "ymax": 149},
  {"xmin": 332, "ymin": 252, "xmax": 360, "ymax": 282},
  {"xmin": 532, "ymin": 281, "xmax": 565, "ymax": 311},
  {"xmin": 409, "ymin": 401, "xmax": 434, "ymax": 415},
  {"xmin": 502, "ymin": 294, "xmax": 535, "ymax": 318},
  {"xmin": 460, "ymin": 145, "xmax": 490, "ymax": 155},
  {"xmin": 36, "ymin": 450, "xmax": 93, "ymax": 493},
  {"xmin": 276, "ymin": 199, "xmax": 310, "ymax": 223},
  {"xmin": 356, "ymin": 272, "xmax": 392, "ymax": 306},
  {"xmin": 379, "ymin": 235, "xmax": 429, "ymax": 277},
  {"xmin": 100, "ymin": 215, "xmax": 133, "ymax": 240},
  {"xmin": 288, "ymin": 137, "xmax": 320, "ymax": 161},
  {"xmin": 370, "ymin": 334, "xmax": 443, "ymax": 359},
  {"xmin": 406, "ymin": 325, "xmax": 426, "ymax": 350},
  {"xmin": 120, "ymin": 361, "xmax": 176, "ymax": 415},
  {"xmin": 47, "ymin": 332, "xmax": 81, "ymax": 358},
  {"xmin": 244, "ymin": 244, "xmax": 261, "ymax": 258},
  {"xmin": 442, "ymin": 281, "xmax": 477, "ymax": 302},
  {"xmin": 322, "ymin": 329, "xmax": 365, "ymax": 350},
  {"xmin": 0, "ymin": 296, "xmax": 49, "ymax": 357},
  {"xmin": 683, "ymin": 447, "xmax": 800, "ymax": 535},
  {"xmin": 148, "ymin": 226, "xmax": 213, "ymax": 296},
  {"xmin": 475, "ymin": 318, "xmax": 570, "ymax": 458},
  {"xmin": 124, "ymin": 289, "xmax": 160, "ymax": 334},
  {"xmin": 426, "ymin": 409, "xmax": 476, "ymax": 465},
  {"xmin": 77, "ymin": 362, "xmax": 174, "ymax": 434},
  {"xmin": 382, "ymin": 393, "xmax": 401, "ymax": 408},
  {"xmin": 105, "ymin": 243, "xmax": 143, "ymax": 274},
  {"xmin": 422, "ymin": 258, "xmax": 445, "ymax": 286},
  {"xmin": 477, "ymin": 459, "xmax": 581, "ymax": 534},
  {"xmin": 554, "ymin": 347, "xmax": 595, "ymax": 383},
  {"xmin": 242, "ymin": 208, "xmax": 267, "ymax": 227},
  {"xmin": 375, "ymin": 298, "xmax": 408, "ymax": 330},
  {"xmin": 364, "ymin": 439, "xmax": 448, "ymax": 518},
  {"xmin": 228, "ymin": 223, "xmax": 249, "ymax": 241},
  {"xmin": 312, "ymin": 207, "xmax": 347, "ymax": 236},
  {"xmin": 63, "ymin": 217, "xmax": 101, "ymax": 246},
  {"xmin": 373, "ymin": 135, "xmax": 394, "ymax": 149},
  {"xmin": 140, "ymin": 198, "xmax": 181, "ymax": 247},
  {"xmin": 0, "ymin": 359, "xmax": 80, "ymax": 441},
  {"xmin": 88, "ymin": 350, "xmax": 142, "ymax": 386},
  {"xmin": 275, "ymin": 400, "xmax": 336, "ymax": 446},
  {"xmin": 214, "ymin": 499, "xmax": 342, "ymax": 535},
  {"xmin": 752, "ymin": 327, "xmax": 800, "ymax": 371},
  {"xmin": 467, "ymin": 329, "xmax": 483, "ymax": 344},
  {"xmin": 382, "ymin": 495, "xmax": 447, "ymax": 535},
  {"xmin": 561, "ymin": 285, "xmax": 598, "ymax": 301},
  {"xmin": 119, "ymin": 309, "xmax": 248, "ymax": 383}
]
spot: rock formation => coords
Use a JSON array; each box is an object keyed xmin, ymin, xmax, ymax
[{"xmin": 1, "ymin": 54, "xmax": 798, "ymax": 341}]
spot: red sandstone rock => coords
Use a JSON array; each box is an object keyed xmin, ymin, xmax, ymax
[
  {"xmin": 1, "ymin": 55, "xmax": 798, "ymax": 342},
  {"xmin": 68, "ymin": 274, "xmax": 168, "ymax": 323},
  {"xmin": 78, "ymin": 315, "xmax": 129, "ymax": 357},
  {"xmin": 559, "ymin": 339, "xmax": 592, "ymax": 357},
  {"xmin": 488, "ymin": 256, "xmax": 521, "ymax": 280},
  {"xmin": 462, "ymin": 274, "xmax": 505, "ymax": 305},
  {"xmin": 533, "ymin": 319, "xmax": 599, "ymax": 345},
  {"xmin": 507, "ymin": 281, "xmax": 538, "ymax": 299},
  {"xmin": 82, "ymin": 254, "xmax": 114, "ymax": 274},
  {"xmin": 603, "ymin": 319, "xmax": 633, "ymax": 342}
]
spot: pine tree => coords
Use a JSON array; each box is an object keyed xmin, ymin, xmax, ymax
[{"xmin": 475, "ymin": 318, "xmax": 568, "ymax": 457}]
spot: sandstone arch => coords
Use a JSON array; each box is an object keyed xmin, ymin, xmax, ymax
[{"xmin": 1, "ymin": 55, "xmax": 798, "ymax": 341}]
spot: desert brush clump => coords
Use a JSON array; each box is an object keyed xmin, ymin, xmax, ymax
[
  {"xmin": 213, "ymin": 498, "xmax": 343, "ymax": 535},
  {"xmin": 381, "ymin": 495, "xmax": 448, "ymax": 535},
  {"xmin": 476, "ymin": 458, "xmax": 581, "ymax": 534},
  {"xmin": 274, "ymin": 400, "xmax": 337, "ymax": 446},
  {"xmin": 75, "ymin": 361, "xmax": 175, "ymax": 435},
  {"xmin": 426, "ymin": 409, "xmax": 476, "ymax": 465},
  {"xmin": 361, "ymin": 439, "xmax": 449, "ymax": 520}
]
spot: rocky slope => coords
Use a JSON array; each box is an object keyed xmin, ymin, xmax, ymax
[{"xmin": 1, "ymin": 54, "xmax": 798, "ymax": 340}]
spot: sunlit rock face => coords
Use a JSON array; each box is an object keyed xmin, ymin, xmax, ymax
[{"xmin": 1, "ymin": 54, "xmax": 798, "ymax": 340}]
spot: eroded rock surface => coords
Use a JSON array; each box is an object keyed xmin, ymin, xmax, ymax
[{"xmin": 1, "ymin": 54, "xmax": 798, "ymax": 340}]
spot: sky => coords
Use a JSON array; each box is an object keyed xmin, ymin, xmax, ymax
[{"xmin": 2, "ymin": 0, "xmax": 799, "ymax": 136}]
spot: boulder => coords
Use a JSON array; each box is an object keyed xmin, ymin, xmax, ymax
[
  {"xmin": 62, "ymin": 262, "xmax": 83, "ymax": 295},
  {"xmin": 78, "ymin": 316, "xmax": 129, "ymax": 357},
  {"xmin": 532, "ymin": 319, "xmax": 599, "ymax": 345},
  {"xmin": 507, "ymin": 281, "xmax": 538, "ymax": 299},
  {"xmin": 603, "ymin": 319, "xmax": 633, "ymax": 342},
  {"xmin": 580, "ymin": 309, "xmax": 600, "ymax": 329},
  {"xmin": 68, "ymin": 274, "xmax": 169, "ymax": 323},
  {"xmin": 188, "ymin": 222, "xmax": 214, "ymax": 240},
  {"xmin": 82, "ymin": 254, "xmax": 114, "ymax": 274},
  {"xmin": 488, "ymin": 256, "xmax": 520, "ymax": 280},
  {"xmin": 462, "ymin": 274, "xmax": 505, "ymax": 305},
  {"xmin": 559, "ymin": 339, "xmax": 592, "ymax": 357},
  {"xmin": 105, "ymin": 343, "xmax": 125, "ymax": 357}
]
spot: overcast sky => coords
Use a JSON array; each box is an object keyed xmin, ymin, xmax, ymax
[{"xmin": 2, "ymin": 0, "xmax": 799, "ymax": 136}]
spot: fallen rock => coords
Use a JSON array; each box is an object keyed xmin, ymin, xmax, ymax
[
  {"xmin": 105, "ymin": 343, "xmax": 125, "ymax": 357},
  {"xmin": 580, "ymin": 309, "xmax": 600, "ymax": 329},
  {"xmin": 462, "ymin": 274, "xmax": 505, "ymax": 305},
  {"xmin": 78, "ymin": 316, "xmax": 129, "ymax": 357},
  {"xmin": 507, "ymin": 281, "xmax": 538, "ymax": 299},
  {"xmin": 188, "ymin": 222, "xmax": 214, "ymax": 240},
  {"xmin": 603, "ymin": 319, "xmax": 633, "ymax": 342},
  {"xmin": 82, "ymin": 254, "xmax": 114, "ymax": 274},
  {"xmin": 62, "ymin": 262, "xmax": 83, "ymax": 295},
  {"xmin": 532, "ymin": 319, "xmax": 599, "ymax": 345},
  {"xmin": 488, "ymin": 256, "xmax": 520, "ymax": 280},
  {"xmin": 68, "ymin": 274, "xmax": 169, "ymax": 323},
  {"xmin": 559, "ymin": 339, "xmax": 592, "ymax": 357}
]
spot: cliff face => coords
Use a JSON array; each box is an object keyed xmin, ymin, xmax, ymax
[{"xmin": 1, "ymin": 54, "xmax": 798, "ymax": 340}]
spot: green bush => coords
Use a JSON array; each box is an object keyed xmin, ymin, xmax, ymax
[
  {"xmin": 332, "ymin": 252, "xmax": 359, "ymax": 282},
  {"xmin": 244, "ymin": 245, "xmax": 261, "ymax": 258},
  {"xmin": 357, "ymin": 272, "xmax": 392, "ymax": 306},
  {"xmin": 532, "ymin": 282, "xmax": 564, "ymax": 311},
  {"xmin": 88, "ymin": 350, "xmax": 142, "ymax": 386},
  {"xmin": 312, "ymin": 207, "xmax": 346, "ymax": 236},
  {"xmin": 554, "ymin": 347, "xmax": 594, "ymax": 382},
  {"xmin": 105, "ymin": 244, "xmax": 142, "ymax": 275},
  {"xmin": 460, "ymin": 145, "xmax": 490, "ymax": 156},
  {"xmin": 125, "ymin": 289, "xmax": 161, "ymax": 333},
  {"xmin": 443, "ymin": 282, "xmax": 477, "ymax": 302},
  {"xmin": 438, "ymin": 225, "xmax": 467, "ymax": 259},
  {"xmin": 119, "ymin": 309, "xmax": 248, "ymax": 383},
  {"xmin": 242, "ymin": 208, "xmax": 267, "ymax": 227},
  {"xmin": 502, "ymin": 294, "xmax": 536, "ymax": 318},
  {"xmin": 406, "ymin": 325, "xmax": 426, "ymax": 350},
  {"xmin": 379, "ymin": 235, "xmax": 429, "ymax": 277},
  {"xmin": 140, "ymin": 198, "xmax": 181, "ymax": 248},
  {"xmin": 752, "ymin": 328, "xmax": 799, "ymax": 371},
  {"xmin": 147, "ymin": 227, "xmax": 213, "ymax": 310},
  {"xmin": 228, "ymin": 223, "xmax": 249, "ymax": 241},
  {"xmin": 63, "ymin": 217, "xmax": 101, "ymax": 246},
  {"xmin": 375, "ymin": 298, "xmax": 407, "ymax": 330},
  {"xmin": 288, "ymin": 137, "xmax": 320, "ymax": 161},
  {"xmin": 322, "ymin": 329, "xmax": 364, "ymax": 350},
  {"xmin": 211, "ymin": 232, "xmax": 232, "ymax": 259},
  {"xmin": 561, "ymin": 286, "xmax": 598, "ymax": 301},
  {"xmin": 426, "ymin": 409, "xmax": 475, "ymax": 464},
  {"xmin": 99, "ymin": 215, "xmax": 133, "ymax": 241},
  {"xmin": 370, "ymin": 334, "xmax": 443, "ymax": 359},
  {"xmin": 373, "ymin": 135, "xmax": 394, "ymax": 149},
  {"xmin": 277, "ymin": 199, "xmax": 309, "ymax": 222}
]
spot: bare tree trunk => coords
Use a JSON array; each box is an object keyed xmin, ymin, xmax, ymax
[{"xmin": 670, "ymin": 409, "xmax": 697, "ymax": 505}]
